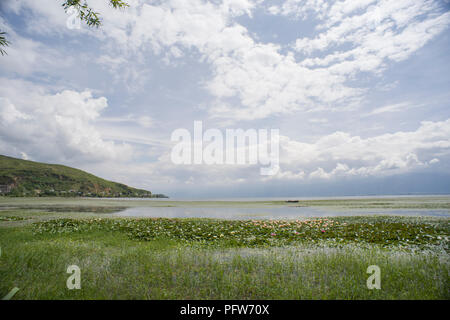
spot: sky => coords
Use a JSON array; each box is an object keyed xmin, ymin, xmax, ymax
[{"xmin": 0, "ymin": 0, "xmax": 450, "ymax": 199}]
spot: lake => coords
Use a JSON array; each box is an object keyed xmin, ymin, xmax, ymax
[{"xmin": 113, "ymin": 205, "xmax": 450, "ymax": 220}]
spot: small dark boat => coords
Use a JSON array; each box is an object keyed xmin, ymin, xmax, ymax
[{"xmin": 285, "ymin": 200, "xmax": 299, "ymax": 203}]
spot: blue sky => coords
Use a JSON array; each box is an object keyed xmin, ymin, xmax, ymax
[{"xmin": 0, "ymin": 0, "xmax": 450, "ymax": 198}]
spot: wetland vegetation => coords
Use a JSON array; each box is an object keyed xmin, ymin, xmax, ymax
[{"xmin": 0, "ymin": 197, "xmax": 449, "ymax": 299}]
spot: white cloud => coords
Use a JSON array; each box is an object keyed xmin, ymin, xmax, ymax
[
  {"xmin": 96, "ymin": 54, "xmax": 151, "ymax": 92},
  {"xmin": 429, "ymin": 158, "xmax": 440, "ymax": 165},
  {"xmin": 0, "ymin": 98, "xmax": 30, "ymax": 123},
  {"xmin": 308, "ymin": 118, "xmax": 328, "ymax": 124},
  {"xmin": 98, "ymin": 114, "xmax": 154, "ymax": 129},
  {"xmin": 364, "ymin": 102, "xmax": 424, "ymax": 116},
  {"xmin": 279, "ymin": 119, "xmax": 450, "ymax": 179},
  {"xmin": 1, "ymin": 0, "xmax": 68, "ymax": 34},
  {"xmin": 4, "ymin": 0, "xmax": 449, "ymax": 121},
  {"xmin": 1, "ymin": 0, "xmax": 449, "ymax": 194},
  {"xmin": 84, "ymin": 118, "xmax": 450, "ymax": 186},
  {"xmin": 262, "ymin": 168, "xmax": 305, "ymax": 181},
  {"xmin": 309, "ymin": 167, "xmax": 331, "ymax": 179},
  {"xmin": 0, "ymin": 18, "xmax": 72, "ymax": 75},
  {"xmin": 266, "ymin": 0, "xmax": 329, "ymax": 19},
  {"xmin": 0, "ymin": 79, "xmax": 133, "ymax": 163},
  {"xmin": 294, "ymin": 0, "xmax": 450, "ymax": 75}
]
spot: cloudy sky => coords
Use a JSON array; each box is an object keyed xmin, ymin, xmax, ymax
[{"xmin": 1, "ymin": 0, "xmax": 450, "ymax": 198}]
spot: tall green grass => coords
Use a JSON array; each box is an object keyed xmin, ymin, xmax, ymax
[
  {"xmin": 1, "ymin": 223, "xmax": 448, "ymax": 299},
  {"xmin": 1, "ymin": 205, "xmax": 449, "ymax": 299}
]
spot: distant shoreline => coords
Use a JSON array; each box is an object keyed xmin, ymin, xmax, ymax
[{"xmin": 135, "ymin": 194, "xmax": 450, "ymax": 201}]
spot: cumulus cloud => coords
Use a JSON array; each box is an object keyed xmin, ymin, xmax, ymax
[
  {"xmin": 1, "ymin": 0, "xmax": 449, "ymax": 195},
  {"xmin": 0, "ymin": 79, "xmax": 133, "ymax": 164},
  {"xmin": 3, "ymin": 0, "xmax": 449, "ymax": 121},
  {"xmin": 88, "ymin": 118, "xmax": 450, "ymax": 187},
  {"xmin": 278, "ymin": 119, "xmax": 450, "ymax": 179}
]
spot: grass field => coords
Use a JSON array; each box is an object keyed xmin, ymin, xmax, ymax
[{"xmin": 0, "ymin": 197, "xmax": 449, "ymax": 299}]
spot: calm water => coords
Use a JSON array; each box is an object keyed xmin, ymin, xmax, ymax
[
  {"xmin": 101, "ymin": 194, "xmax": 450, "ymax": 201},
  {"xmin": 113, "ymin": 206, "xmax": 450, "ymax": 220}
]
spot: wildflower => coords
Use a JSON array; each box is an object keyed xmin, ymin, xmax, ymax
[{"xmin": 271, "ymin": 233, "xmax": 276, "ymax": 236}]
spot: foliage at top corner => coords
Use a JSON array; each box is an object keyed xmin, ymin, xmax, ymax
[{"xmin": 62, "ymin": 0, "xmax": 129, "ymax": 28}]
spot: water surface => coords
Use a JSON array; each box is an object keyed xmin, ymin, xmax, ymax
[{"xmin": 114, "ymin": 206, "xmax": 449, "ymax": 220}]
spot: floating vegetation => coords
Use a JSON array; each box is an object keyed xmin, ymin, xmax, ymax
[
  {"xmin": 0, "ymin": 205, "xmax": 128, "ymax": 214},
  {"xmin": 33, "ymin": 216, "xmax": 449, "ymax": 249},
  {"xmin": 0, "ymin": 215, "xmax": 27, "ymax": 221}
]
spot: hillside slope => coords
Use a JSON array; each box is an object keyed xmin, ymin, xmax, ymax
[{"xmin": 0, "ymin": 155, "xmax": 165, "ymax": 197}]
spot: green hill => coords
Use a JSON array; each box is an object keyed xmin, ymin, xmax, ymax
[{"xmin": 0, "ymin": 155, "xmax": 166, "ymax": 198}]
